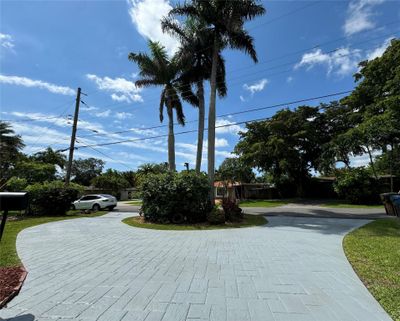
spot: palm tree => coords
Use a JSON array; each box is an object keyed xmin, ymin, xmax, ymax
[
  {"xmin": 167, "ymin": 0, "xmax": 265, "ymax": 202},
  {"xmin": 128, "ymin": 41, "xmax": 196, "ymax": 171},
  {"xmin": 161, "ymin": 17, "xmax": 227, "ymax": 173},
  {"xmin": 0, "ymin": 121, "xmax": 25, "ymax": 182}
]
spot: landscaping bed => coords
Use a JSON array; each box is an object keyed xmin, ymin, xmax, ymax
[
  {"xmin": 343, "ymin": 218, "xmax": 400, "ymax": 321},
  {"xmin": 0, "ymin": 266, "xmax": 27, "ymax": 308},
  {"xmin": 123, "ymin": 214, "xmax": 267, "ymax": 230}
]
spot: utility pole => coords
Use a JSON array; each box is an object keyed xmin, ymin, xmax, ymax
[{"xmin": 65, "ymin": 87, "xmax": 81, "ymax": 186}]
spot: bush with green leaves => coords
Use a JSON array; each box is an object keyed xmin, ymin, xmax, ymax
[
  {"xmin": 140, "ymin": 171, "xmax": 211, "ymax": 223},
  {"xmin": 26, "ymin": 181, "xmax": 84, "ymax": 215},
  {"xmin": 333, "ymin": 168, "xmax": 380, "ymax": 204},
  {"xmin": 6, "ymin": 177, "xmax": 28, "ymax": 191}
]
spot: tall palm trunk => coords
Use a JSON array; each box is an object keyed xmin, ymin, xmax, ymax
[
  {"xmin": 167, "ymin": 104, "xmax": 176, "ymax": 171},
  {"xmin": 207, "ymin": 38, "xmax": 219, "ymax": 203},
  {"xmin": 195, "ymin": 80, "xmax": 205, "ymax": 173}
]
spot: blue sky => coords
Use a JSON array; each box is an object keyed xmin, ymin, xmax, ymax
[{"xmin": 1, "ymin": 0, "xmax": 399, "ymax": 172}]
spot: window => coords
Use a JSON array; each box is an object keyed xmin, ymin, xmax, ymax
[{"xmin": 216, "ymin": 187, "xmax": 226, "ymax": 197}]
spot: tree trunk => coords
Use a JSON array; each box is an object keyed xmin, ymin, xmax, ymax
[
  {"xmin": 207, "ymin": 38, "xmax": 219, "ymax": 204},
  {"xmin": 366, "ymin": 146, "xmax": 378, "ymax": 179},
  {"xmin": 167, "ymin": 105, "xmax": 176, "ymax": 171},
  {"xmin": 195, "ymin": 80, "xmax": 205, "ymax": 174}
]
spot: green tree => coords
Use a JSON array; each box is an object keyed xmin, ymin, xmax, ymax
[
  {"xmin": 128, "ymin": 41, "xmax": 197, "ymax": 171},
  {"xmin": 14, "ymin": 161, "xmax": 57, "ymax": 184},
  {"xmin": 0, "ymin": 121, "xmax": 25, "ymax": 182},
  {"xmin": 162, "ymin": 18, "xmax": 227, "ymax": 173},
  {"xmin": 216, "ymin": 158, "xmax": 254, "ymax": 184},
  {"xmin": 167, "ymin": 0, "xmax": 265, "ymax": 201},
  {"xmin": 235, "ymin": 106, "xmax": 323, "ymax": 197},
  {"xmin": 31, "ymin": 147, "xmax": 67, "ymax": 169},
  {"xmin": 71, "ymin": 157, "xmax": 105, "ymax": 186},
  {"xmin": 91, "ymin": 169, "xmax": 130, "ymax": 198},
  {"xmin": 136, "ymin": 162, "xmax": 169, "ymax": 186},
  {"xmin": 339, "ymin": 39, "xmax": 400, "ymax": 180}
]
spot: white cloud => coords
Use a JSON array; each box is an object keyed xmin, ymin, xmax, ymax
[
  {"xmin": 127, "ymin": 0, "xmax": 180, "ymax": 56},
  {"xmin": 86, "ymin": 74, "xmax": 143, "ymax": 103},
  {"xmin": 0, "ymin": 74, "xmax": 75, "ymax": 95},
  {"xmin": 215, "ymin": 138, "xmax": 229, "ymax": 148},
  {"xmin": 216, "ymin": 118, "xmax": 246, "ymax": 135},
  {"xmin": 115, "ymin": 112, "xmax": 134, "ymax": 120},
  {"xmin": 295, "ymin": 47, "xmax": 362, "ymax": 76},
  {"xmin": 7, "ymin": 111, "xmax": 107, "ymax": 137},
  {"xmin": 286, "ymin": 76, "xmax": 293, "ymax": 83},
  {"xmin": 0, "ymin": 33, "xmax": 14, "ymax": 50},
  {"xmin": 95, "ymin": 109, "xmax": 112, "ymax": 118},
  {"xmin": 366, "ymin": 37, "xmax": 394, "ymax": 61},
  {"xmin": 111, "ymin": 93, "xmax": 130, "ymax": 103},
  {"xmin": 343, "ymin": 0, "xmax": 384, "ymax": 36},
  {"xmin": 239, "ymin": 95, "xmax": 247, "ymax": 102},
  {"xmin": 243, "ymin": 78, "xmax": 268, "ymax": 95}
]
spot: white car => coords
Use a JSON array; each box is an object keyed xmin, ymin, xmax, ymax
[{"xmin": 72, "ymin": 194, "xmax": 117, "ymax": 211}]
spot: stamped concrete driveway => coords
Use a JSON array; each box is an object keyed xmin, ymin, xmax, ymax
[{"xmin": 0, "ymin": 212, "xmax": 392, "ymax": 321}]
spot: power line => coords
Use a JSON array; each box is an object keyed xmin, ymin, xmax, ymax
[
  {"xmin": 75, "ymin": 138, "xmax": 136, "ymax": 171},
  {"xmin": 74, "ymin": 89, "xmax": 351, "ymax": 149},
  {"xmin": 79, "ymin": 90, "xmax": 352, "ymax": 138}
]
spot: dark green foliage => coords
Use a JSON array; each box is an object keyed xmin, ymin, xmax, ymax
[
  {"xmin": 333, "ymin": 168, "xmax": 380, "ymax": 204},
  {"xmin": 71, "ymin": 157, "xmax": 105, "ymax": 186},
  {"xmin": 26, "ymin": 181, "xmax": 84, "ymax": 215},
  {"xmin": 235, "ymin": 106, "xmax": 323, "ymax": 197},
  {"xmin": 14, "ymin": 161, "xmax": 57, "ymax": 184},
  {"xmin": 206, "ymin": 207, "xmax": 225, "ymax": 225},
  {"xmin": 0, "ymin": 122, "xmax": 25, "ymax": 182},
  {"xmin": 30, "ymin": 147, "xmax": 67, "ymax": 169},
  {"xmin": 140, "ymin": 171, "xmax": 211, "ymax": 223},
  {"xmin": 91, "ymin": 169, "xmax": 130, "ymax": 199},
  {"xmin": 5, "ymin": 177, "xmax": 28, "ymax": 192},
  {"xmin": 216, "ymin": 158, "xmax": 255, "ymax": 184}
]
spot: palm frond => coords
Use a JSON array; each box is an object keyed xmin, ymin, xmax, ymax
[
  {"xmin": 159, "ymin": 88, "xmax": 166, "ymax": 123},
  {"xmin": 227, "ymin": 29, "xmax": 258, "ymax": 62},
  {"xmin": 135, "ymin": 78, "xmax": 158, "ymax": 88},
  {"xmin": 161, "ymin": 17, "xmax": 189, "ymax": 43}
]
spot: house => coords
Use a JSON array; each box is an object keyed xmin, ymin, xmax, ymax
[{"xmin": 214, "ymin": 181, "xmax": 278, "ymax": 200}]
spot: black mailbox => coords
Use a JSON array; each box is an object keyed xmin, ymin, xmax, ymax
[
  {"xmin": 0, "ymin": 192, "xmax": 29, "ymax": 211},
  {"xmin": 0, "ymin": 192, "xmax": 29, "ymax": 242}
]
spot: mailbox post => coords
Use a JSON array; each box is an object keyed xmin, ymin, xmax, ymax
[{"xmin": 0, "ymin": 192, "xmax": 29, "ymax": 242}]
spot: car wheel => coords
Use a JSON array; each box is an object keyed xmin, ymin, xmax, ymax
[
  {"xmin": 92, "ymin": 204, "xmax": 101, "ymax": 212},
  {"xmin": 107, "ymin": 205, "xmax": 116, "ymax": 211}
]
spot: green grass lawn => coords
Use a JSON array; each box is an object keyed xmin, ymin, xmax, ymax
[
  {"xmin": 123, "ymin": 214, "xmax": 267, "ymax": 231},
  {"xmin": 127, "ymin": 200, "xmax": 142, "ymax": 206},
  {"xmin": 239, "ymin": 199, "xmax": 289, "ymax": 207},
  {"xmin": 343, "ymin": 218, "xmax": 400, "ymax": 321},
  {"xmin": 321, "ymin": 200, "xmax": 383, "ymax": 209},
  {"xmin": 0, "ymin": 211, "xmax": 107, "ymax": 267}
]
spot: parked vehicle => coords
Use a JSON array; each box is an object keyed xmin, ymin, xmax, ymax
[{"xmin": 72, "ymin": 194, "xmax": 117, "ymax": 211}]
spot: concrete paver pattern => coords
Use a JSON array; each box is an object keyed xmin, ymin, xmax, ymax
[{"xmin": 0, "ymin": 212, "xmax": 392, "ymax": 321}]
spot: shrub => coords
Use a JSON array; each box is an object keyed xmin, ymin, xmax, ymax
[
  {"xmin": 222, "ymin": 199, "xmax": 243, "ymax": 222},
  {"xmin": 207, "ymin": 207, "xmax": 225, "ymax": 225},
  {"xmin": 6, "ymin": 177, "xmax": 28, "ymax": 191},
  {"xmin": 333, "ymin": 168, "xmax": 380, "ymax": 204},
  {"xmin": 26, "ymin": 181, "xmax": 84, "ymax": 215},
  {"xmin": 140, "ymin": 171, "xmax": 211, "ymax": 223}
]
